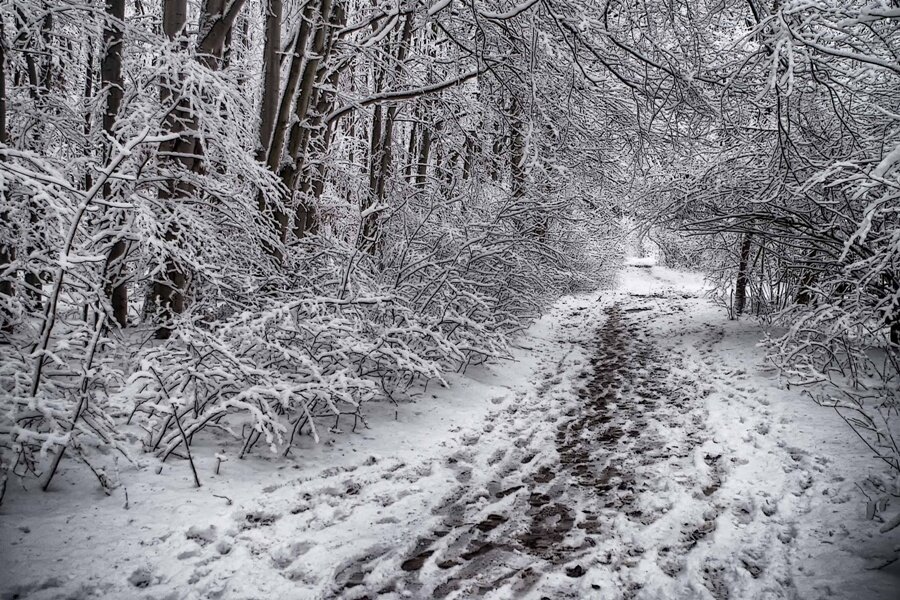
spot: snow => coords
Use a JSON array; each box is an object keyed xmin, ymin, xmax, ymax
[{"xmin": 1, "ymin": 262, "xmax": 897, "ymax": 599}]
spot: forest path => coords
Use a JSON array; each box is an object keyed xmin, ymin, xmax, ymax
[
  {"xmin": 170, "ymin": 263, "xmax": 813, "ymax": 600},
  {"xmin": 7, "ymin": 263, "xmax": 895, "ymax": 600},
  {"xmin": 326, "ymin": 266, "xmax": 800, "ymax": 599}
]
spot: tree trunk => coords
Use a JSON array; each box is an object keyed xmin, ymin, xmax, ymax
[
  {"xmin": 303, "ymin": 9, "xmax": 347, "ymax": 210},
  {"xmin": 254, "ymin": 0, "xmax": 283, "ymax": 257},
  {"xmin": 152, "ymin": 0, "xmax": 245, "ymax": 338},
  {"xmin": 414, "ymin": 119, "xmax": 432, "ymax": 190},
  {"xmin": 302, "ymin": 59, "xmax": 347, "ymax": 232},
  {"xmin": 795, "ymin": 271, "xmax": 817, "ymax": 305},
  {"xmin": 795, "ymin": 249, "xmax": 817, "ymax": 306},
  {"xmin": 266, "ymin": 1, "xmax": 315, "ymax": 173},
  {"xmin": 152, "ymin": 0, "xmax": 189, "ymax": 339},
  {"xmin": 509, "ymin": 96, "xmax": 526, "ymax": 203},
  {"xmin": 404, "ymin": 118, "xmax": 417, "ymax": 182},
  {"xmin": 734, "ymin": 232, "xmax": 753, "ymax": 316},
  {"xmin": 0, "ymin": 21, "xmax": 13, "ymax": 333},
  {"xmin": 82, "ymin": 42, "xmax": 94, "ymax": 191},
  {"xmin": 490, "ymin": 131, "xmax": 503, "ymax": 181},
  {"xmin": 281, "ymin": 0, "xmax": 335, "ymax": 239},
  {"xmin": 462, "ymin": 133, "xmax": 477, "ymax": 181},
  {"xmin": 258, "ymin": 0, "xmax": 317, "ymax": 250},
  {"xmin": 101, "ymin": 0, "xmax": 128, "ymax": 327},
  {"xmin": 13, "ymin": 8, "xmax": 47, "ymax": 311},
  {"xmin": 360, "ymin": 13, "xmax": 413, "ymax": 254},
  {"xmin": 258, "ymin": 0, "xmax": 281, "ymax": 155}
]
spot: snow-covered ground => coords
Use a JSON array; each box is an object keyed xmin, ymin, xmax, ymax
[{"xmin": 2, "ymin": 263, "xmax": 898, "ymax": 599}]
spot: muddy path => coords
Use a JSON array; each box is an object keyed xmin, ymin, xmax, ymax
[{"xmin": 336, "ymin": 297, "xmax": 726, "ymax": 598}]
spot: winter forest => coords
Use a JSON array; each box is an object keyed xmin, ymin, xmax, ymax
[{"xmin": 0, "ymin": 0, "xmax": 898, "ymax": 598}]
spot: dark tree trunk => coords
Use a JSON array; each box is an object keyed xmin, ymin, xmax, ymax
[
  {"xmin": 258, "ymin": 0, "xmax": 316, "ymax": 251},
  {"xmin": 0, "ymin": 21, "xmax": 13, "ymax": 333},
  {"xmin": 404, "ymin": 119, "xmax": 417, "ymax": 182},
  {"xmin": 83, "ymin": 42, "xmax": 94, "ymax": 191},
  {"xmin": 282, "ymin": 0, "xmax": 335, "ymax": 238},
  {"xmin": 266, "ymin": 0, "xmax": 315, "ymax": 174},
  {"xmin": 795, "ymin": 271, "xmax": 817, "ymax": 305},
  {"xmin": 152, "ymin": 0, "xmax": 189, "ymax": 339},
  {"xmin": 302, "ymin": 60, "xmax": 347, "ymax": 233},
  {"xmin": 254, "ymin": 0, "xmax": 284, "ymax": 259},
  {"xmin": 734, "ymin": 232, "xmax": 753, "ymax": 316},
  {"xmin": 359, "ymin": 13, "xmax": 413, "ymax": 254},
  {"xmin": 490, "ymin": 131, "xmax": 503, "ymax": 181},
  {"xmin": 509, "ymin": 96, "xmax": 526, "ymax": 203},
  {"xmin": 300, "ymin": 0, "xmax": 351, "ymax": 214},
  {"xmin": 258, "ymin": 0, "xmax": 281, "ymax": 155},
  {"xmin": 101, "ymin": 0, "xmax": 128, "ymax": 327},
  {"xmin": 414, "ymin": 124, "xmax": 432, "ymax": 190},
  {"xmin": 462, "ymin": 134, "xmax": 477, "ymax": 181},
  {"xmin": 13, "ymin": 8, "xmax": 47, "ymax": 311},
  {"xmin": 152, "ymin": 0, "xmax": 245, "ymax": 338}
]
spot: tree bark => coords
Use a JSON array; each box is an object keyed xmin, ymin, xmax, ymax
[
  {"xmin": 509, "ymin": 96, "xmax": 526, "ymax": 203},
  {"xmin": 101, "ymin": 0, "xmax": 128, "ymax": 327},
  {"xmin": 82, "ymin": 42, "xmax": 94, "ymax": 191},
  {"xmin": 734, "ymin": 232, "xmax": 753, "ymax": 316},
  {"xmin": 13, "ymin": 8, "xmax": 47, "ymax": 311},
  {"xmin": 360, "ymin": 12, "xmax": 413, "ymax": 254},
  {"xmin": 295, "ymin": 2, "xmax": 347, "ymax": 236},
  {"xmin": 0, "ymin": 21, "xmax": 13, "ymax": 333},
  {"xmin": 258, "ymin": 0, "xmax": 281, "ymax": 154},
  {"xmin": 414, "ymin": 114, "xmax": 432, "ymax": 190},
  {"xmin": 258, "ymin": 0, "xmax": 317, "ymax": 250},
  {"xmin": 404, "ymin": 118, "xmax": 417, "ymax": 182},
  {"xmin": 280, "ymin": 0, "xmax": 337, "ymax": 238},
  {"xmin": 303, "ymin": 59, "xmax": 346, "ymax": 228},
  {"xmin": 462, "ymin": 134, "xmax": 477, "ymax": 181},
  {"xmin": 196, "ymin": 0, "xmax": 245, "ymax": 64},
  {"xmin": 152, "ymin": 0, "xmax": 246, "ymax": 338},
  {"xmin": 267, "ymin": 0, "xmax": 316, "ymax": 171},
  {"xmin": 152, "ymin": 0, "xmax": 189, "ymax": 339},
  {"xmin": 255, "ymin": 0, "xmax": 283, "ymax": 256}
]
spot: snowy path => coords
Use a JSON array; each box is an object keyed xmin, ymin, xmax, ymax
[
  {"xmin": 319, "ymin": 273, "xmax": 803, "ymax": 599},
  {"xmin": 2, "ymin": 264, "xmax": 898, "ymax": 599}
]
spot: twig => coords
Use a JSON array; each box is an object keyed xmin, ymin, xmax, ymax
[{"xmin": 171, "ymin": 404, "xmax": 201, "ymax": 488}]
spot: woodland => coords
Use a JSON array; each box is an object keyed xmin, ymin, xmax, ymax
[{"xmin": 0, "ymin": 0, "xmax": 897, "ymax": 526}]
